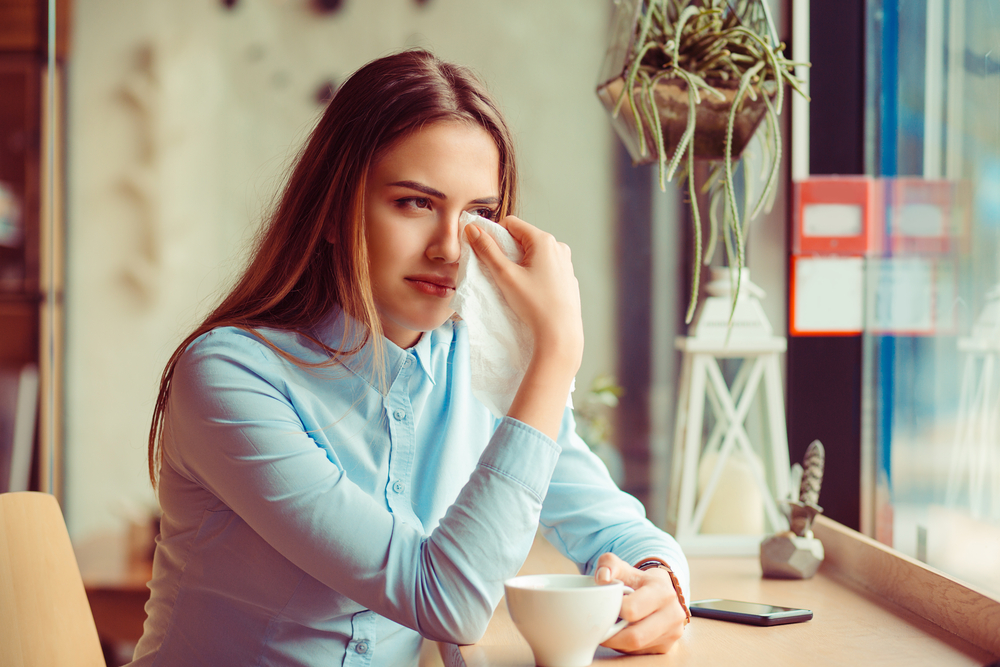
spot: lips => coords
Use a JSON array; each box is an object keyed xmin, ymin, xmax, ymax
[{"xmin": 406, "ymin": 274, "xmax": 457, "ymax": 298}]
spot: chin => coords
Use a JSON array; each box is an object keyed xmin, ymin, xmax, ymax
[
  {"xmin": 417, "ymin": 311, "xmax": 456, "ymax": 332},
  {"xmin": 394, "ymin": 309, "xmax": 456, "ymax": 335}
]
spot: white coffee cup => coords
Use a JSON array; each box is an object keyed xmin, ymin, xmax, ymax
[{"xmin": 503, "ymin": 573, "xmax": 630, "ymax": 667}]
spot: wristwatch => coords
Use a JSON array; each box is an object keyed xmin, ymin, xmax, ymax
[{"xmin": 635, "ymin": 559, "xmax": 691, "ymax": 625}]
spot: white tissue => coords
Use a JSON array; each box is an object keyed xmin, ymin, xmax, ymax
[{"xmin": 451, "ymin": 212, "xmax": 574, "ymax": 419}]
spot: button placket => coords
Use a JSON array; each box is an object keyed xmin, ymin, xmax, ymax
[
  {"xmin": 346, "ymin": 610, "xmax": 376, "ymax": 667},
  {"xmin": 383, "ymin": 367, "xmax": 418, "ymax": 525}
]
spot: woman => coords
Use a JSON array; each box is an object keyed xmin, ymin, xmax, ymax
[{"xmin": 130, "ymin": 49, "xmax": 689, "ymax": 667}]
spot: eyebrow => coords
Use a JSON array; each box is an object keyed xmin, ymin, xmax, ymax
[
  {"xmin": 389, "ymin": 180, "xmax": 499, "ymax": 206},
  {"xmin": 389, "ymin": 180, "xmax": 446, "ymax": 199}
]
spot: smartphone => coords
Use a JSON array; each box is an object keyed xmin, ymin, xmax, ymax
[{"xmin": 689, "ymin": 598, "xmax": 813, "ymax": 626}]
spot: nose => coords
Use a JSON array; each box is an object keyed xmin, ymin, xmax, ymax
[{"xmin": 426, "ymin": 212, "xmax": 462, "ymax": 264}]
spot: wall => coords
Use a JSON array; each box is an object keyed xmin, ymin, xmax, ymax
[{"xmin": 65, "ymin": 0, "xmax": 616, "ymax": 541}]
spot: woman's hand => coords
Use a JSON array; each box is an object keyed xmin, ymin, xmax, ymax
[
  {"xmin": 465, "ymin": 216, "xmax": 583, "ymax": 369},
  {"xmin": 466, "ymin": 216, "xmax": 583, "ymax": 439},
  {"xmin": 594, "ymin": 553, "xmax": 687, "ymax": 655}
]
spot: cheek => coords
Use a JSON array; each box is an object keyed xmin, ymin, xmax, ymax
[
  {"xmin": 364, "ymin": 218, "xmax": 395, "ymax": 271},
  {"xmin": 366, "ymin": 225, "xmax": 421, "ymax": 289}
]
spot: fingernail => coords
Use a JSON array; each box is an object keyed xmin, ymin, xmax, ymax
[
  {"xmin": 596, "ymin": 567, "xmax": 611, "ymax": 584},
  {"xmin": 466, "ymin": 224, "xmax": 481, "ymax": 239}
]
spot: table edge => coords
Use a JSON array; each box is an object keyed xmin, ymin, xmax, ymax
[
  {"xmin": 814, "ymin": 515, "xmax": 1000, "ymax": 658},
  {"xmin": 440, "ymin": 640, "xmax": 466, "ymax": 667}
]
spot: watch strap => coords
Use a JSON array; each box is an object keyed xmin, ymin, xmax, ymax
[{"xmin": 636, "ymin": 558, "xmax": 691, "ymax": 625}]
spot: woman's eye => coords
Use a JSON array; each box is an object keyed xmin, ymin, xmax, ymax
[
  {"xmin": 472, "ymin": 207, "xmax": 498, "ymax": 220},
  {"xmin": 396, "ymin": 197, "xmax": 431, "ymax": 211}
]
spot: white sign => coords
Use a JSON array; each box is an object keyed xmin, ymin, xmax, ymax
[
  {"xmin": 793, "ymin": 256, "xmax": 865, "ymax": 333},
  {"xmin": 802, "ymin": 203, "xmax": 864, "ymax": 237}
]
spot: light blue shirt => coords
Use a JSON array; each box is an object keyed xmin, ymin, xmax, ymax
[{"xmin": 130, "ymin": 310, "xmax": 689, "ymax": 667}]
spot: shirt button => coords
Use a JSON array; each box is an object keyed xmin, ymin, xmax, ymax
[
  {"xmin": 392, "ymin": 480, "xmax": 405, "ymax": 494},
  {"xmin": 393, "ymin": 409, "xmax": 406, "ymax": 421},
  {"xmin": 355, "ymin": 641, "xmax": 369, "ymax": 654},
  {"xmin": 403, "ymin": 356, "xmax": 413, "ymax": 367}
]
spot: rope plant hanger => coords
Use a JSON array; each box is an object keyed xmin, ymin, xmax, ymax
[{"xmin": 597, "ymin": 0, "xmax": 809, "ymax": 323}]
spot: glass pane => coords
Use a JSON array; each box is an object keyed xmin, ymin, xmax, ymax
[{"xmin": 867, "ymin": 0, "xmax": 1000, "ymax": 600}]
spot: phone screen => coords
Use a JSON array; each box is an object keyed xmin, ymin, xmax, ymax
[{"xmin": 690, "ymin": 598, "xmax": 813, "ymax": 626}]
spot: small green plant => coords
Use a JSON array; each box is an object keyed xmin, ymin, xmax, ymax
[
  {"xmin": 598, "ymin": 0, "xmax": 809, "ymax": 323},
  {"xmin": 575, "ymin": 374, "xmax": 624, "ymax": 451}
]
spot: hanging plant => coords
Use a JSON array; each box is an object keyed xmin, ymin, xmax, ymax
[{"xmin": 597, "ymin": 0, "xmax": 809, "ymax": 323}]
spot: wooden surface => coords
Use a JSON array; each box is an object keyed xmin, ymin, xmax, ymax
[
  {"xmin": 0, "ymin": 0, "xmax": 72, "ymax": 57},
  {"xmin": 444, "ymin": 527, "xmax": 1000, "ymax": 667},
  {"xmin": 0, "ymin": 492, "xmax": 104, "ymax": 667},
  {"xmin": 815, "ymin": 514, "xmax": 1000, "ymax": 657}
]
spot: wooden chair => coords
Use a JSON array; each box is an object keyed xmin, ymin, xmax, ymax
[{"xmin": 0, "ymin": 491, "xmax": 105, "ymax": 666}]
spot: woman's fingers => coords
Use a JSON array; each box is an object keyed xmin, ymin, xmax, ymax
[
  {"xmin": 464, "ymin": 223, "xmax": 512, "ymax": 279},
  {"xmin": 595, "ymin": 553, "xmax": 686, "ymax": 655},
  {"xmin": 594, "ymin": 552, "xmax": 629, "ymax": 585},
  {"xmin": 491, "ymin": 215, "xmax": 533, "ymax": 249},
  {"xmin": 604, "ymin": 603, "xmax": 685, "ymax": 655},
  {"xmin": 466, "ymin": 216, "xmax": 583, "ymax": 371},
  {"xmin": 491, "ymin": 216, "xmax": 572, "ymax": 269}
]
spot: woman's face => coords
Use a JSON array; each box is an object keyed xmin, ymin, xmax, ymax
[{"xmin": 365, "ymin": 121, "xmax": 501, "ymax": 348}]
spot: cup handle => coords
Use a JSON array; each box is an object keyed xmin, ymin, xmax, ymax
[
  {"xmin": 600, "ymin": 584, "xmax": 635, "ymax": 643},
  {"xmin": 600, "ymin": 618, "xmax": 629, "ymax": 643}
]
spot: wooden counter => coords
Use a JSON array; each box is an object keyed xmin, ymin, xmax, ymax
[{"xmin": 443, "ymin": 517, "xmax": 1000, "ymax": 666}]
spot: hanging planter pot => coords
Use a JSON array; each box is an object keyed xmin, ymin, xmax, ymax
[
  {"xmin": 597, "ymin": 75, "xmax": 776, "ymax": 164},
  {"xmin": 596, "ymin": 0, "xmax": 808, "ymax": 324}
]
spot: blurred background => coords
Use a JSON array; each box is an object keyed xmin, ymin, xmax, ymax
[{"xmin": 2, "ymin": 1, "xmax": 999, "ymax": 661}]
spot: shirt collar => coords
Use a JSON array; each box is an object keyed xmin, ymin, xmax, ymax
[
  {"xmin": 311, "ymin": 308, "xmax": 439, "ymax": 392},
  {"xmin": 409, "ymin": 328, "xmax": 437, "ymax": 386}
]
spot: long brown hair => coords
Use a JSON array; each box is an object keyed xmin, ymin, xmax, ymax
[{"xmin": 148, "ymin": 49, "xmax": 518, "ymax": 487}]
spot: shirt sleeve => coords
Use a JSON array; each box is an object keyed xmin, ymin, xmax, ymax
[
  {"xmin": 537, "ymin": 406, "xmax": 691, "ymax": 602},
  {"xmin": 164, "ymin": 332, "xmax": 561, "ymax": 644}
]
